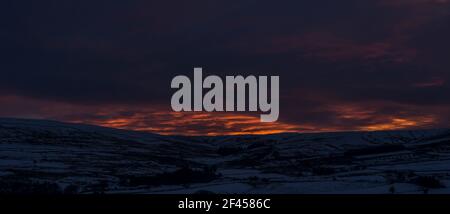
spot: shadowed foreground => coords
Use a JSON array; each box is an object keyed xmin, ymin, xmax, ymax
[{"xmin": 1, "ymin": 118, "xmax": 450, "ymax": 194}]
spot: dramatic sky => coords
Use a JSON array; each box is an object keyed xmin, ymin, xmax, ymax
[{"xmin": 1, "ymin": 0, "xmax": 449, "ymax": 135}]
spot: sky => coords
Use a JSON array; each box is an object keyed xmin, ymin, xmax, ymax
[{"xmin": 1, "ymin": 0, "xmax": 449, "ymax": 135}]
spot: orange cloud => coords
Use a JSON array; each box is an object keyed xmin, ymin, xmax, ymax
[
  {"xmin": 77, "ymin": 110, "xmax": 305, "ymax": 136},
  {"xmin": 328, "ymin": 102, "xmax": 439, "ymax": 131},
  {"xmin": 0, "ymin": 95, "xmax": 446, "ymax": 136},
  {"xmin": 360, "ymin": 116, "xmax": 436, "ymax": 131}
]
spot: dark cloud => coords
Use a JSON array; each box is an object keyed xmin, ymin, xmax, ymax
[{"xmin": 0, "ymin": 0, "xmax": 449, "ymax": 134}]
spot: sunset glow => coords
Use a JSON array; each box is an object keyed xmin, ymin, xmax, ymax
[{"xmin": 1, "ymin": 0, "xmax": 449, "ymax": 136}]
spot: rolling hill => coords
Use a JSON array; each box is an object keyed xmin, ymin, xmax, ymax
[{"xmin": 1, "ymin": 118, "xmax": 450, "ymax": 194}]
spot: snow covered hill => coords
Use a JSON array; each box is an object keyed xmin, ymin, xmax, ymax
[{"xmin": 1, "ymin": 118, "xmax": 450, "ymax": 194}]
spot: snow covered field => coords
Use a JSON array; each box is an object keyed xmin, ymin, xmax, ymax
[{"xmin": 1, "ymin": 118, "xmax": 450, "ymax": 194}]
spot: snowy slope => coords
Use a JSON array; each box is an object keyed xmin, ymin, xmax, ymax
[{"xmin": 1, "ymin": 118, "xmax": 450, "ymax": 194}]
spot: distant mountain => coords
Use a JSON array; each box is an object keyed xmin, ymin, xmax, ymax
[{"xmin": 1, "ymin": 118, "xmax": 450, "ymax": 194}]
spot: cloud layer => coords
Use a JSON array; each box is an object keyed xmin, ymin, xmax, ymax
[{"xmin": 1, "ymin": 0, "xmax": 449, "ymax": 135}]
